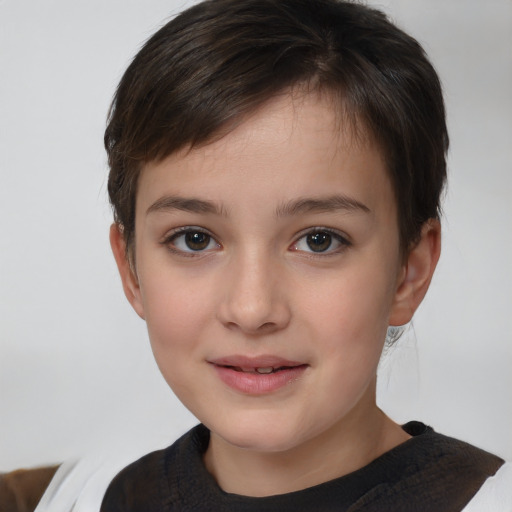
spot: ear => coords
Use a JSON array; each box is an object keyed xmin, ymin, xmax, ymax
[
  {"xmin": 109, "ymin": 224, "xmax": 145, "ymax": 319},
  {"xmin": 389, "ymin": 219, "xmax": 441, "ymax": 326}
]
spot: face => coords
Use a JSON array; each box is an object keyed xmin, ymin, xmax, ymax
[{"xmin": 118, "ymin": 93, "xmax": 417, "ymax": 455}]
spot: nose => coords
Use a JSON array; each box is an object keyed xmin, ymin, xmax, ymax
[{"xmin": 216, "ymin": 250, "xmax": 291, "ymax": 335}]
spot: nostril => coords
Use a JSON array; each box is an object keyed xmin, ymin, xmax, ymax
[
  {"xmin": 216, "ymin": 289, "xmax": 291, "ymax": 334},
  {"xmin": 223, "ymin": 320, "xmax": 277, "ymax": 334}
]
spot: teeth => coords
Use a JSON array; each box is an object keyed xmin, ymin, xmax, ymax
[{"xmin": 256, "ymin": 367, "xmax": 274, "ymax": 374}]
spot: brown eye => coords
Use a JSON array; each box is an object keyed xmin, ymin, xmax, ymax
[
  {"xmin": 184, "ymin": 231, "xmax": 211, "ymax": 251},
  {"xmin": 291, "ymin": 229, "xmax": 350, "ymax": 255},
  {"xmin": 166, "ymin": 229, "xmax": 219, "ymax": 254},
  {"xmin": 306, "ymin": 232, "xmax": 332, "ymax": 252}
]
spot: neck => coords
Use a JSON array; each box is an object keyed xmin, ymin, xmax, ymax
[{"xmin": 203, "ymin": 385, "xmax": 410, "ymax": 497}]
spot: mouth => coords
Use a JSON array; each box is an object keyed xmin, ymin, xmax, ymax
[
  {"xmin": 218, "ymin": 364, "xmax": 306, "ymax": 375},
  {"xmin": 209, "ymin": 355, "xmax": 307, "ymax": 372},
  {"xmin": 208, "ymin": 356, "xmax": 308, "ymax": 394}
]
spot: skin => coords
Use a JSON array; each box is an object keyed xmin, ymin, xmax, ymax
[{"xmin": 111, "ymin": 91, "xmax": 441, "ymax": 497}]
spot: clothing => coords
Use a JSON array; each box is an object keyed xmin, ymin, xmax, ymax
[
  {"xmin": 100, "ymin": 422, "xmax": 504, "ymax": 512},
  {"xmin": 462, "ymin": 463, "xmax": 512, "ymax": 512},
  {"xmin": 0, "ymin": 465, "xmax": 59, "ymax": 512}
]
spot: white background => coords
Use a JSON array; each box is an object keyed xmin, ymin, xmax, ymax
[{"xmin": 1, "ymin": 0, "xmax": 511, "ymax": 471}]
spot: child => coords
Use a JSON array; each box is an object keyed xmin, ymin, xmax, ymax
[{"xmin": 28, "ymin": 0, "xmax": 510, "ymax": 510}]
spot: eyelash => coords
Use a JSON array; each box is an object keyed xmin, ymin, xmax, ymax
[
  {"xmin": 161, "ymin": 226, "xmax": 220, "ymax": 257},
  {"xmin": 161, "ymin": 226, "xmax": 351, "ymax": 257},
  {"xmin": 290, "ymin": 228, "xmax": 351, "ymax": 257}
]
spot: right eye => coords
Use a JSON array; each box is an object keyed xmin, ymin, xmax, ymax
[{"xmin": 164, "ymin": 228, "xmax": 220, "ymax": 254}]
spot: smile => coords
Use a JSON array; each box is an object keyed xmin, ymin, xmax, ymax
[
  {"xmin": 208, "ymin": 356, "xmax": 308, "ymax": 395},
  {"xmin": 224, "ymin": 365, "xmax": 297, "ymax": 374}
]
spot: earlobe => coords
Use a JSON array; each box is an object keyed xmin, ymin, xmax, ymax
[
  {"xmin": 389, "ymin": 219, "xmax": 441, "ymax": 326},
  {"xmin": 109, "ymin": 224, "xmax": 146, "ymax": 320}
]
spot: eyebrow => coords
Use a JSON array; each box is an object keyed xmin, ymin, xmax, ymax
[
  {"xmin": 275, "ymin": 195, "xmax": 371, "ymax": 217},
  {"xmin": 146, "ymin": 194, "xmax": 370, "ymax": 218},
  {"xmin": 146, "ymin": 196, "xmax": 226, "ymax": 216}
]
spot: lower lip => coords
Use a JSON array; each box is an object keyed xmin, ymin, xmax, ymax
[{"xmin": 212, "ymin": 364, "xmax": 308, "ymax": 395}]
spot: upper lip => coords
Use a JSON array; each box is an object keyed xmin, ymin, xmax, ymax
[{"xmin": 208, "ymin": 355, "xmax": 306, "ymax": 370}]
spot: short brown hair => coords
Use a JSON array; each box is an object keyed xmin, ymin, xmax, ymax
[{"xmin": 105, "ymin": 0, "xmax": 448, "ymax": 256}]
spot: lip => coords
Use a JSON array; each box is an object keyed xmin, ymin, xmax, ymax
[
  {"xmin": 208, "ymin": 355, "xmax": 308, "ymax": 395},
  {"xmin": 209, "ymin": 355, "xmax": 305, "ymax": 369}
]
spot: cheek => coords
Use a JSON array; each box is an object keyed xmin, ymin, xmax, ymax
[
  {"xmin": 301, "ymin": 262, "xmax": 396, "ymax": 359},
  {"xmin": 301, "ymin": 268, "xmax": 394, "ymax": 416},
  {"xmin": 137, "ymin": 268, "xmax": 214, "ymax": 375},
  {"xmin": 143, "ymin": 291, "xmax": 210, "ymax": 407}
]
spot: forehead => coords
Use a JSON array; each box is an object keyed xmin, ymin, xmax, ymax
[{"xmin": 136, "ymin": 92, "xmax": 394, "ymax": 218}]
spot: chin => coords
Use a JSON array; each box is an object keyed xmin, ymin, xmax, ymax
[{"xmin": 206, "ymin": 413, "xmax": 310, "ymax": 454}]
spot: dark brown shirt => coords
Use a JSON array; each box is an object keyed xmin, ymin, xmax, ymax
[{"xmin": 101, "ymin": 422, "xmax": 503, "ymax": 512}]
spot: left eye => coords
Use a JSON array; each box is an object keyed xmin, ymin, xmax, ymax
[
  {"xmin": 166, "ymin": 230, "xmax": 220, "ymax": 253},
  {"xmin": 292, "ymin": 230, "xmax": 349, "ymax": 254}
]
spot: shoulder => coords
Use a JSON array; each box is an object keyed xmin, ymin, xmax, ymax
[
  {"xmin": 100, "ymin": 424, "xmax": 208, "ymax": 512},
  {"xmin": 462, "ymin": 462, "xmax": 512, "ymax": 512},
  {"xmin": 100, "ymin": 449, "xmax": 166, "ymax": 512},
  {"xmin": 31, "ymin": 430, "xmax": 188, "ymax": 512},
  {"xmin": 401, "ymin": 421, "xmax": 504, "ymax": 474},
  {"xmin": 355, "ymin": 422, "xmax": 506, "ymax": 512}
]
